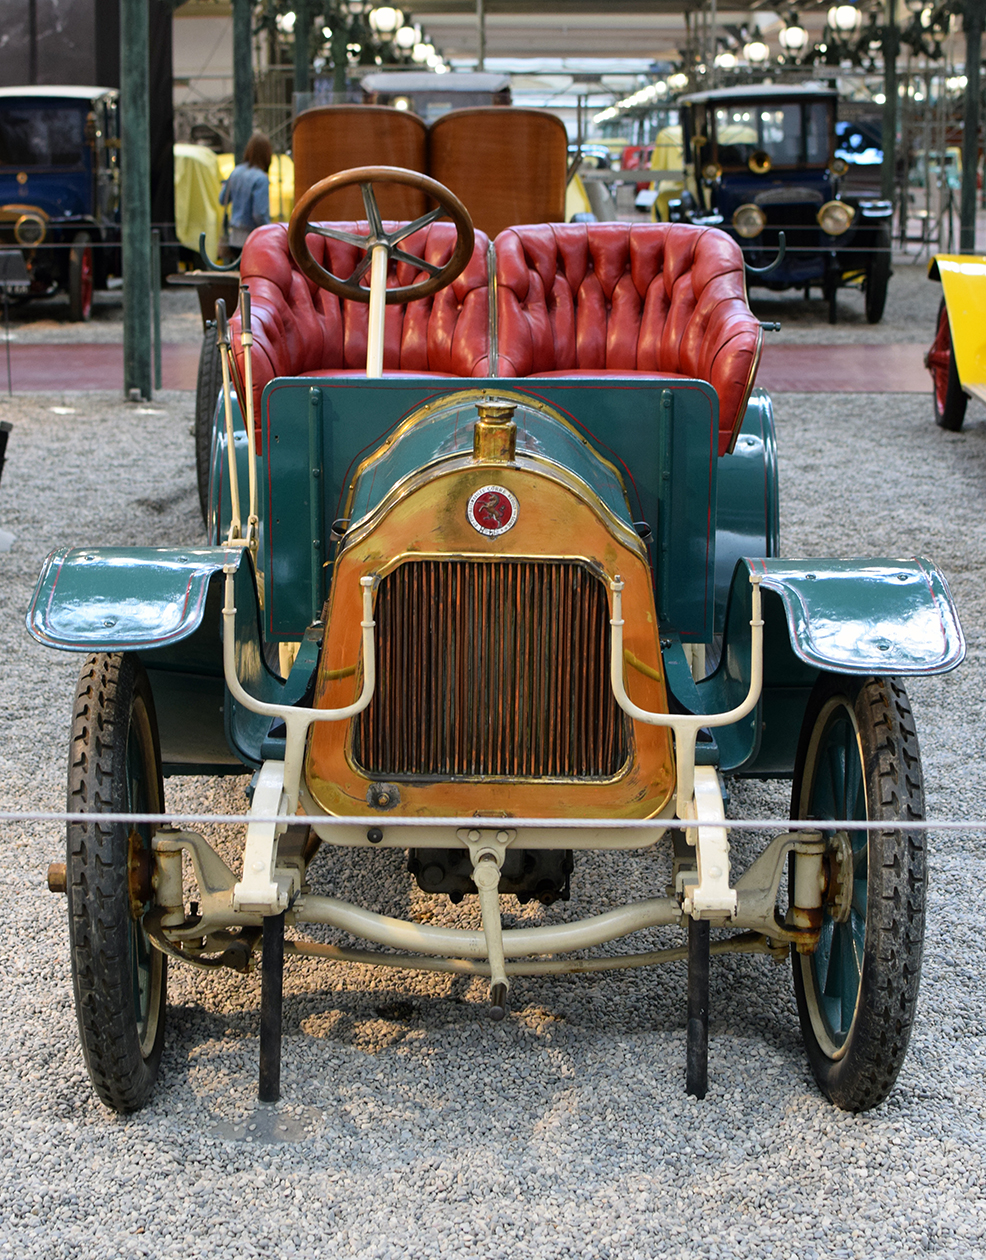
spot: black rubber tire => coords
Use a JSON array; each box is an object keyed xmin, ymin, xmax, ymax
[
  {"xmin": 790, "ymin": 673, "xmax": 925, "ymax": 1112},
  {"xmin": 930, "ymin": 301, "xmax": 968, "ymax": 431},
  {"xmin": 66, "ymin": 653, "xmax": 167, "ymax": 1112},
  {"xmin": 864, "ymin": 224, "xmax": 892, "ymax": 324},
  {"xmin": 68, "ymin": 230, "xmax": 94, "ymax": 322},
  {"xmin": 195, "ymin": 323, "xmax": 223, "ymax": 521}
]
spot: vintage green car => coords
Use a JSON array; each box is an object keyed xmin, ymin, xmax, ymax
[{"xmin": 30, "ymin": 166, "xmax": 963, "ymax": 1115}]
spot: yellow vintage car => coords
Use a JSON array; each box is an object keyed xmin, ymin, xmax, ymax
[{"xmin": 926, "ymin": 253, "xmax": 986, "ymax": 429}]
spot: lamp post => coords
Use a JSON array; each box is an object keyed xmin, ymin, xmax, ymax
[
  {"xmin": 232, "ymin": 0, "xmax": 253, "ymax": 161},
  {"xmin": 294, "ymin": 1, "xmax": 311, "ymax": 100},
  {"xmin": 881, "ymin": 0, "xmax": 899, "ymax": 202},
  {"xmin": 121, "ymin": 0, "xmax": 151, "ymax": 401},
  {"xmin": 960, "ymin": 0, "xmax": 985, "ymax": 251}
]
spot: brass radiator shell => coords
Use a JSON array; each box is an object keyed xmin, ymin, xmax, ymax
[{"xmin": 305, "ymin": 458, "xmax": 676, "ymax": 820}]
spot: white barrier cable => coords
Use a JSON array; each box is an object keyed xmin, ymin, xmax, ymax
[{"xmin": 0, "ymin": 809, "xmax": 978, "ymax": 832}]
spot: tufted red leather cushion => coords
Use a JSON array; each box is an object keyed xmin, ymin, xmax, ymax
[
  {"xmin": 230, "ymin": 220, "xmax": 492, "ymax": 427},
  {"xmin": 493, "ymin": 222, "xmax": 762, "ymax": 455}
]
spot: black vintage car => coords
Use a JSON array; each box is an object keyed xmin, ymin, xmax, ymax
[
  {"xmin": 672, "ymin": 84, "xmax": 893, "ymax": 323},
  {"xmin": 0, "ymin": 86, "xmax": 120, "ymax": 320}
]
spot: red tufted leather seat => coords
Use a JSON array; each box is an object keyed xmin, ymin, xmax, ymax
[
  {"xmin": 493, "ymin": 222, "xmax": 762, "ymax": 455},
  {"xmin": 230, "ymin": 220, "xmax": 493, "ymax": 422}
]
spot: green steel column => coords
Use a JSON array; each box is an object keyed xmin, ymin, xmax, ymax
[
  {"xmin": 121, "ymin": 0, "xmax": 152, "ymax": 401},
  {"xmin": 880, "ymin": 0, "xmax": 898, "ymax": 204},
  {"xmin": 294, "ymin": 0, "xmax": 311, "ymax": 101},
  {"xmin": 233, "ymin": 0, "xmax": 253, "ymax": 161},
  {"xmin": 960, "ymin": 0, "xmax": 984, "ymax": 253}
]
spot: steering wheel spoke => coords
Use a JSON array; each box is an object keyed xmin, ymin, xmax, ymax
[
  {"xmin": 288, "ymin": 166, "xmax": 475, "ymax": 305},
  {"xmin": 307, "ymin": 223, "xmax": 376, "ymax": 248},
  {"xmin": 359, "ymin": 183, "xmax": 386, "ymax": 239},
  {"xmin": 345, "ymin": 253, "xmax": 374, "ymax": 286},
  {"xmin": 390, "ymin": 247, "xmax": 443, "ymax": 277},
  {"xmin": 388, "ymin": 206, "xmax": 447, "ymax": 245}
]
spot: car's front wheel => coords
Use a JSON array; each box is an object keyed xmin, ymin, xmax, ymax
[
  {"xmin": 790, "ymin": 673, "xmax": 925, "ymax": 1112},
  {"xmin": 66, "ymin": 653, "xmax": 168, "ymax": 1111}
]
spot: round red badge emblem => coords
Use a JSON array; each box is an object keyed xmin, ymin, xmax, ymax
[{"xmin": 467, "ymin": 485, "xmax": 518, "ymax": 537}]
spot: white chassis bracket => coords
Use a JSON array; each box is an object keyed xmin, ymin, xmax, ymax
[
  {"xmin": 679, "ymin": 768, "xmax": 736, "ymax": 919},
  {"xmin": 232, "ymin": 761, "xmax": 300, "ymax": 913}
]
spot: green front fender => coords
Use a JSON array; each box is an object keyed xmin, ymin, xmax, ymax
[
  {"xmin": 670, "ymin": 556, "xmax": 964, "ymax": 776},
  {"xmin": 26, "ymin": 545, "xmax": 243, "ymax": 651}
]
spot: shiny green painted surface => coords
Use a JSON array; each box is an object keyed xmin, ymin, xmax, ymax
[
  {"xmin": 753, "ymin": 556, "xmax": 965, "ymax": 675},
  {"xmin": 714, "ymin": 388, "xmax": 779, "ymax": 633},
  {"xmin": 347, "ymin": 393, "xmax": 634, "ymax": 526},
  {"xmin": 224, "ymin": 557, "xmax": 321, "ymax": 768},
  {"xmin": 686, "ymin": 555, "xmax": 965, "ymax": 776},
  {"xmin": 262, "ymin": 375, "xmax": 720, "ymax": 641},
  {"xmin": 26, "ymin": 547, "xmax": 239, "ymax": 652}
]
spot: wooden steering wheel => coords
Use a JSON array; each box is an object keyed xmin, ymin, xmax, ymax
[{"xmin": 287, "ymin": 166, "xmax": 475, "ymax": 304}]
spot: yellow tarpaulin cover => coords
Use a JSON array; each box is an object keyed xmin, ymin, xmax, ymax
[
  {"xmin": 174, "ymin": 146, "xmax": 297, "ymax": 264},
  {"xmin": 173, "ymin": 143, "xmax": 223, "ymax": 260},
  {"xmin": 936, "ymin": 254, "xmax": 986, "ymax": 406},
  {"xmin": 565, "ymin": 173, "xmax": 592, "ymax": 221},
  {"xmin": 648, "ymin": 125, "xmax": 685, "ymax": 221}
]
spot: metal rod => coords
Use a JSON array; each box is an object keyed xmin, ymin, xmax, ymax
[
  {"xmin": 477, "ymin": 0, "xmax": 486, "ymax": 70},
  {"xmin": 365, "ymin": 244, "xmax": 389, "ymax": 378},
  {"xmin": 686, "ymin": 917, "xmax": 710, "ymax": 1099},
  {"xmin": 3, "ymin": 288, "xmax": 10, "ymax": 397},
  {"xmin": 283, "ymin": 932, "xmax": 776, "ymax": 975},
  {"xmin": 151, "ymin": 229, "xmax": 161, "ymax": 393},
  {"xmin": 259, "ymin": 911, "xmax": 285, "ymax": 1103}
]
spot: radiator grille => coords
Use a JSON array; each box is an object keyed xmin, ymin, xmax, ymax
[{"xmin": 353, "ymin": 559, "xmax": 631, "ymax": 779}]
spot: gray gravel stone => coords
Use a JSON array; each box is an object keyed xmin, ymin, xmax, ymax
[{"xmin": 1, "ymin": 285, "xmax": 985, "ymax": 1256}]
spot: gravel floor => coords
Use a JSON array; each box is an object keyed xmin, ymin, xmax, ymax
[{"xmin": 1, "ymin": 322, "xmax": 986, "ymax": 1255}]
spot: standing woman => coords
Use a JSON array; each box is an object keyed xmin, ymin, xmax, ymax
[{"xmin": 220, "ymin": 132, "xmax": 272, "ymax": 258}]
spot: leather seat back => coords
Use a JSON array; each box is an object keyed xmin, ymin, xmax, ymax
[
  {"xmin": 493, "ymin": 222, "xmax": 762, "ymax": 454},
  {"xmin": 231, "ymin": 220, "xmax": 493, "ymax": 414}
]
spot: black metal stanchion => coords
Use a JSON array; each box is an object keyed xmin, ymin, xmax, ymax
[
  {"xmin": 686, "ymin": 917, "xmax": 710, "ymax": 1100},
  {"xmin": 259, "ymin": 910, "xmax": 285, "ymax": 1103}
]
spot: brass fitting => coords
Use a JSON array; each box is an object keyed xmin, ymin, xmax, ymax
[{"xmin": 473, "ymin": 400, "xmax": 517, "ymax": 463}]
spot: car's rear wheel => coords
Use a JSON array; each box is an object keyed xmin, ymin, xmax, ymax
[
  {"xmin": 864, "ymin": 224, "xmax": 891, "ymax": 324},
  {"xmin": 928, "ymin": 300, "xmax": 968, "ymax": 430},
  {"xmin": 68, "ymin": 231, "xmax": 94, "ymax": 322},
  {"xmin": 67, "ymin": 653, "xmax": 167, "ymax": 1111},
  {"xmin": 790, "ymin": 673, "xmax": 925, "ymax": 1112},
  {"xmin": 194, "ymin": 323, "xmax": 223, "ymax": 521}
]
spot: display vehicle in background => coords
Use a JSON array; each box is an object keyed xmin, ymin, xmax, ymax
[
  {"xmin": 670, "ymin": 84, "xmax": 893, "ymax": 323},
  {"xmin": 926, "ymin": 252, "xmax": 986, "ymax": 429},
  {"xmin": 0, "ymin": 86, "xmax": 120, "ymax": 321},
  {"xmin": 30, "ymin": 160, "xmax": 963, "ymax": 1117}
]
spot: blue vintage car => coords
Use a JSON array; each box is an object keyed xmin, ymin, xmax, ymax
[
  {"xmin": 0, "ymin": 85, "xmax": 120, "ymax": 320},
  {"xmin": 28, "ymin": 160, "xmax": 964, "ymax": 1116},
  {"xmin": 673, "ymin": 85, "xmax": 893, "ymax": 324}
]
